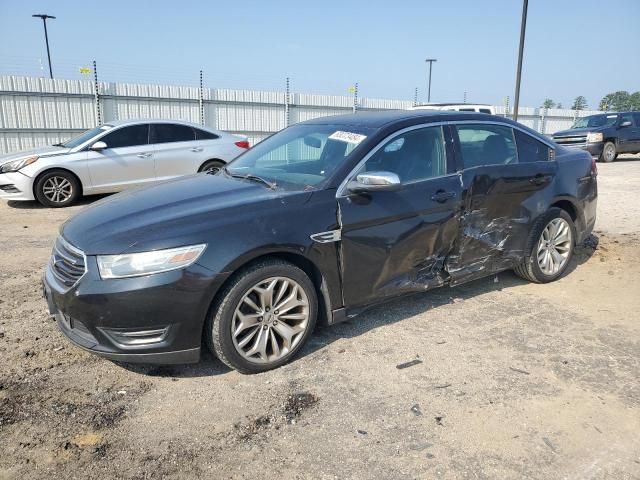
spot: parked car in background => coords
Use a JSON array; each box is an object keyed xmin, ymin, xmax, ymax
[
  {"xmin": 411, "ymin": 103, "xmax": 496, "ymax": 114},
  {"xmin": 553, "ymin": 112, "xmax": 640, "ymax": 162},
  {"xmin": 0, "ymin": 119, "xmax": 249, "ymax": 207},
  {"xmin": 43, "ymin": 110, "xmax": 597, "ymax": 373}
]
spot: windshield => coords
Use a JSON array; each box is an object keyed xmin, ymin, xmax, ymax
[
  {"xmin": 59, "ymin": 125, "xmax": 111, "ymax": 148},
  {"xmin": 572, "ymin": 114, "xmax": 617, "ymax": 129},
  {"xmin": 225, "ymin": 124, "xmax": 375, "ymax": 190}
]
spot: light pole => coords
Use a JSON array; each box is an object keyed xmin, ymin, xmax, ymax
[
  {"xmin": 425, "ymin": 58, "xmax": 437, "ymax": 103},
  {"xmin": 512, "ymin": 0, "xmax": 528, "ymax": 121},
  {"xmin": 32, "ymin": 14, "xmax": 56, "ymax": 79}
]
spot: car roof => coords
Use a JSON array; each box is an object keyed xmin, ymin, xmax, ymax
[
  {"xmin": 105, "ymin": 118, "xmax": 221, "ymax": 132},
  {"xmin": 300, "ymin": 109, "xmax": 506, "ymax": 128}
]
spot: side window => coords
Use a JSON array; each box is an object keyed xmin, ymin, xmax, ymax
[
  {"xmin": 479, "ymin": 109, "xmax": 492, "ymax": 114},
  {"xmin": 619, "ymin": 113, "xmax": 634, "ymax": 126},
  {"xmin": 358, "ymin": 126, "xmax": 446, "ymax": 183},
  {"xmin": 195, "ymin": 128, "xmax": 219, "ymax": 140},
  {"xmin": 514, "ymin": 129, "xmax": 551, "ymax": 162},
  {"xmin": 150, "ymin": 124, "xmax": 196, "ymax": 144},
  {"xmin": 455, "ymin": 124, "xmax": 517, "ymax": 168},
  {"xmin": 101, "ymin": 124, "xmax": 149, "ymax": 149},
  {"xmin": 633, "ymin": 113, "xmax": 640, "ymax": 126}
]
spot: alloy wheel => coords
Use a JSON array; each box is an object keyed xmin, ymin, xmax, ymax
[
  {"xmin": 231, "ymin": 276, "xmax": 310, "ymax": 364},
  {"xmin": 603, "ymin": 143, "xmax": 616, "ymax": 162},
  {"xmin": 537, "ymin": 218, "xmax": 572, "ymax": 276},
  {"xmin": 42, "ymin": 176, "xmax": 73, "ymax": 204}
]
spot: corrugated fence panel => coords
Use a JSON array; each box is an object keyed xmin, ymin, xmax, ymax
[{"xmin": 0, "ymin": 75, "xmax": 606, "ymax": 155}]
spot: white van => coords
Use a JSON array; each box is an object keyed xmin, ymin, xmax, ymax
[{"xmin": 411, "ymin": 103, "xmax": 496, "ymax": 115}]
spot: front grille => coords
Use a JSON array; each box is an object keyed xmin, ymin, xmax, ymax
[
  {"xmin": 50, "ymin": 237, "xmax": 86, "ymax": 288},
  {"xmin": 554, "ymin": 135, "xmax": 587, "ymax": 148}
]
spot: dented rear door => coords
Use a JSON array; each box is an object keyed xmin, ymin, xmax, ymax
[{"xmin": 446, "ymin": 123, "xmax": 558, "ymax": 284}]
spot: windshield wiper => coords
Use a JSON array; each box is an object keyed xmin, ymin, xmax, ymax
[{"xmin": 222, "ymin": 167, "xmax": 277, "ymax": 190}]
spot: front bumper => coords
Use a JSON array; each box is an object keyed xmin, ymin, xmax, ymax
[
  {"xmin": 0, "ymin": 171, "xmax": 36, "ymax": 201},
  {"xmin": 43, "ymin": 251, "xmax": 229, "ymax": 364},
  {"xmin": 584, "ymin": 142, "xmax": 604, "ymax": 157}
]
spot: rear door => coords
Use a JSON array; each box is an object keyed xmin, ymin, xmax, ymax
[
  {"xmin": 86, "ymin": 123, "xmax": 154, "ymax": 192},
  {"xmin": 150, "ymin": 123, "xmax": 201, "ymax": 180},
  {"xmin": 618, "ymin": 113, "xmax": 640, "ymax": 152},
  {"xmin": 447, "ymin": 123, "xmax": 558, "ymax": 285},
  {"xmin": 337, "ymin": 124, "xmax": 463, "ymax": 308}
]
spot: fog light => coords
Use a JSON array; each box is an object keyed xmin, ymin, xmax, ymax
[{"xmin": 100, "ymin": 327, "xmax": 169, "ymax": 346}]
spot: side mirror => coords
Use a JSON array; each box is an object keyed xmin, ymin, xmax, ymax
[
  {"xmin": 347, "ymin": 171, "xmax": 401, "ymax": 193},
  {"xmin": 619, "ymin": 120, "xmax": 632, "ymax": 128},
  {"xmin": 90, "ymin": 141, "xmax": 107, "ymax": 151}
]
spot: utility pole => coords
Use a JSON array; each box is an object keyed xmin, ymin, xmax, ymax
[
  {"xmin": 32, "ymin": 14, "xmax": 56, "ymax": 79},
  {"xmin": 512, "ymin": 0, "xmax": 528, "ymax": 122},
  {"xmin": 425, "ymin": 58, "xmax": 437, "ymax": 103}
]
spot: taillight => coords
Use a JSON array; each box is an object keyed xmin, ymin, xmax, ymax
[
  {"xmin": 235, "ymin": 140, "xmax": 250, "ymax": 149},
  {"xmin": 591, "ymin": 158, "xmax": 598, "ymax": 176}
]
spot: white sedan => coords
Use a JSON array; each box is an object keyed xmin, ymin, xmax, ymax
[{"xmin": 0, "ymin": 119, "xmax": 249, "ymax": 207}]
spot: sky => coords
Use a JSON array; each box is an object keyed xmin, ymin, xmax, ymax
[{"xmin": 0, "ymin": 0, "xmax": 638, "ymax": 109}]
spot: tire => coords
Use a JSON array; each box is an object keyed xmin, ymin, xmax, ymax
[
  {"xmin": 199, "ymin": 159, "xmax": 225, "ymax": 174},
  {"xmin": 514, "ymin": 207, "xmax": 576, "ymax": 283},
  {"xmin": 598, "ymin": 141, "xmax": 617, "ymax": 163},
  {"xmin": 205, "ymin": 259, "xmax": 318, "ymax": 374},
  {"xmin": 34, "ymin": 169, "xmax": 81, "ymax": 207}
]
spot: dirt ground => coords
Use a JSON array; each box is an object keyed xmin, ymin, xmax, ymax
[{"xmin": 1, "ymin": 157, "xmax": 639, "ymax": 480}]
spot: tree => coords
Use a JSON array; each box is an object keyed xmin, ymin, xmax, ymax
[
  {"xmin": 542, "ymin": 98, "xmax": 555, "ymax": 109},
  {"xmin": 556, "ymin": 103, "xmax": 563, "ymax": 109},
  {"xmin": 599, "ymin": 91, "xmax": 631, "ymax": 111},
  {"xmin": 630, "ymin": 92, "xmax": 640, "ymax": 111},
  {"xmin": 571, "ymin": 96, "xmax": 588, "ymax": 110}
]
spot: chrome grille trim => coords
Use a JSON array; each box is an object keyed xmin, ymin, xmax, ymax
[{"xmin": 50, "ymin": 236, "xmax": 87, "ymax": 290}]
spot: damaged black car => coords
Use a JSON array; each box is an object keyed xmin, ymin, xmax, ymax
[{"xmin": 43, "ymin": 110, "xmax": 598, "ymax": 373}]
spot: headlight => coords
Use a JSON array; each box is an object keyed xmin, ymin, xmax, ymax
[
  {"xmin": 587, "ymin": 132, "xmax": 603, "ymax": 143},
  {"xmin": 0, "ymin": 155, "xmax": 39, "ymax": 173},
  {"xmin": 97, "ymin": 244, "xmax": 207, "ymax": 279}
]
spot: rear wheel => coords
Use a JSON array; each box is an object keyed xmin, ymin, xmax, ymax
[
  {"xmin": 199, "ymin": 159, "xmax": 225, "ymax": 174},
  {"xmin": 206, "ymin": 259, "xmax": 317, "ymax": 374},
  {"xmin": 34, "ymin": 170, "xmax": 81, "ymax": 207},
  {"xmin": 599, "ymin": 141, "xmax": 617, "ymax": 163},
  {"xmin": 514, "ymin": 208, "xmax": 575, "ymax": 283}
]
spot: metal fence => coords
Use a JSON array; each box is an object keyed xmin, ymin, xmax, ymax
[{"xmin": 0, "ymin": 75, "xmax": 602, "ymax": 155}]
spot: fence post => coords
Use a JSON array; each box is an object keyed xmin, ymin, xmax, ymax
[
  {"xmin": 92, "ymin": 60, "xmax": 101, "ymax": 126},
  {"xmin": 285, "ymin": 76, "xmax": 290, "ymax": 127},
  {"xmin": 413, "ymin": 87, "xmax": 418, "ymax": 107},
  {"xmin": 505, "ymin": 96, "xmax": 510, "ymax": 118},
  {"xmin": 199, "ymin": 70, "xmax": 205, "ymax": 126},
  {"xmin": 540, "ymin": 107, "xmax": 547, "ymax": 134},
  {"xmin": 353, "ymin": 83, "xmax": 358, "ymax": 113}
]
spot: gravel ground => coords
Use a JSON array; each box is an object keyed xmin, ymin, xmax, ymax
[{"xmin": 0, "ymin": 157, "xmax": 639, "ymax": 480}]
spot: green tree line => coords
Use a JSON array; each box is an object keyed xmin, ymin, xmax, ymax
[{"xmin": 540, "ymin": 91, "xmax": 640, "ymax": 111}]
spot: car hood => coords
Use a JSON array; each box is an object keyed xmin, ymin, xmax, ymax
[
  {"xmin": 61, "ymin": 173, "xmax": 313, "ymax": 255},
  {"xmin": 0, "ymin": 145, "xmax": 71, "ymax": 164},
  {"xmin": 553, "ymin": 126, "xmax": 604, "ymax": 137}
]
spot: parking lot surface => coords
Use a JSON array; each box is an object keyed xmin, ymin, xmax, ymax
[{"xmin": 1, "ymin": 158, "xmax": 639, "ymax": 479}]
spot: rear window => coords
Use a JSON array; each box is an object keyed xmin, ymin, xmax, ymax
[
  {"xmin": 456, "ymin": 124, "xmax": 517, "ymax": 168},
  {"xmin": 150, "ymin": 124, "xmax": 195, "ymax": 144},
  {"xmin": 195, "ymin": 128, "xmax": 219, "ymax": 140},
  {"xmin": 514, "ymin": 130, "xmax": 550, "ymax": 163}
]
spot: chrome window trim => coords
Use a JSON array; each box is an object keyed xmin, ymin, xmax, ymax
[
  {"xmin": 336, "ymin": 122, "xmax": 450, "ymax": 198},
  {"xmin": 452, "ymin": 119, "xmax": 557, "ymax": 150}
]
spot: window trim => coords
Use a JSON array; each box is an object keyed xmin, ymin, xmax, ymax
[{"xmin": 336, "ymin": 122, "xmax": 452, "ymax": 197}]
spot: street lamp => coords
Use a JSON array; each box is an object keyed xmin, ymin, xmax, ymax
[
  {"xmin": 32, "ymin": 14, "xmax": 56, "ymax": 79},
  {"xmin": 512, "ymin": 0, "xmax": 528, "ymax": 121},
  {"xmin": 425, "ymin": 58, "xmax": 437, "ymax": 103}
]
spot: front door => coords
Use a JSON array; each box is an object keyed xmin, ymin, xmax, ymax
[
  {"xmin": 447, "ymin": 123, "xmax": 558, "ymax": 285},
  {"xmin": 338, "ymin": 125, "xmax": 462, "ymax": 308},
  {"xmin": 86, "ymin": 123, "xmax": 154, "ymax": 192}
]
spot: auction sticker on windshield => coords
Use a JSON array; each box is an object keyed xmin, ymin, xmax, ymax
[{"xmin": 329, "ymin": 131, "xmax": 367, "ymax": 144}]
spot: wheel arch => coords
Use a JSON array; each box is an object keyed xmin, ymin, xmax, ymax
[
  {"xmin": 198, "ymin": 158, "xmax": 226, "ymax": 172},
  {"xmin": 32, "ymin": 167, "xmax": 84, "ymax": 199}
]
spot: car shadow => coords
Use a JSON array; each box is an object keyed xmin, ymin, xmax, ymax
[
  {"xmin": 119, "ymin": 233, "xmax": 599, "ymax": 379},
  {"xmin": 7, "ymin": 194, "xmax": 112, "ymax": 209}
]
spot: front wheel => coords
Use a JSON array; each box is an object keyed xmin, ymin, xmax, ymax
[
  {"xmin": 206, "ymin": 259, "xmax": 317, "ymax": 374},
  {"xmin": 514, "ymin": 208, "xmax": 575, "ymax": 283},
  {"xmin": 599, "ymin": 141, "xmax": 617, "ymax": 163},
  {"xmin": 34, "ymin": 169, "xmax": 81, "ymax": 207},
  {"xmin": 199, "ymin": 160, "xmax": 225, "ymax": 174}
]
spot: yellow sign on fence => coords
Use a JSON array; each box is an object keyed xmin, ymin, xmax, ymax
[{"xmin": 79, "ymin": 67, "xmax": 92, "ymax": 75}]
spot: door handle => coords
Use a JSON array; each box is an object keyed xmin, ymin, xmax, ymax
[
  {"xmin": 136, "ymin": 152, "xmax": 152, "ymax": 158},
  {"xmin": 190, "ymin": 147, "xmax": 204, "ymax": 153},
  {"xmin": 529, "ymin": 174, "xmax": 550, "ymax": 186},
  {"xmin": 431, "ymin": 190, "xmax": 456, "ymax": 203}
]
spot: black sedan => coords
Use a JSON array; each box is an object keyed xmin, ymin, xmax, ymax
[{"xmin": 43, "ymin": 111, "xmax": 598, "ymax": 373}]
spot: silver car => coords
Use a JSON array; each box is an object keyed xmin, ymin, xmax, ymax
[{"xmin": 0, "ymin": 119, "xmax": 249, "ymax": 207}]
